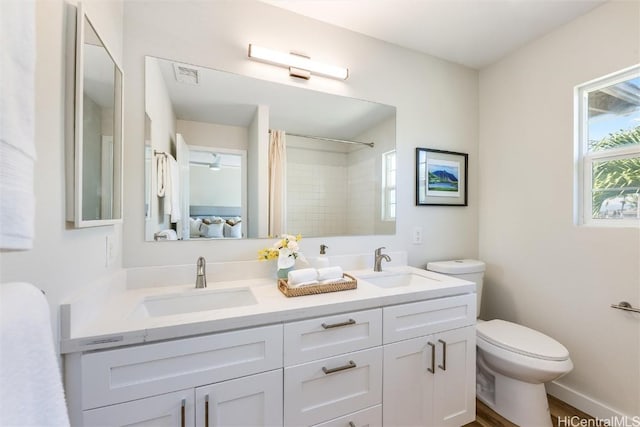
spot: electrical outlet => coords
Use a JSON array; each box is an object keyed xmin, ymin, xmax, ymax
[{"xmin": 412, "ymin": 227, "xmax": 422, "ymax": 244}]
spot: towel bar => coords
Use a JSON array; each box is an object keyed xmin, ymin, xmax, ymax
[{"xmin": 610, "ymin": 301, "xmax": 640, "ymax": 313}]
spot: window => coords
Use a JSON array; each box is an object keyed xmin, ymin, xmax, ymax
[
  {"xmin": 576, "ymin": 65, "xmax": 640, "ymax": 226},
  {"xmin": 382, "ymin": 150, "xmax": 396, "ymax": 221}
]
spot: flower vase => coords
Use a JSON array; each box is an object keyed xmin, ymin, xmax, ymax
[{"xmin": 277, "ymin": 266, "xmax": 293, "ymax": 280}]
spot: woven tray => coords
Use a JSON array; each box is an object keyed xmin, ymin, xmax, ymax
[{"xmin": 278, "ymin": 273, "xmax": 357, "ymax": 297}]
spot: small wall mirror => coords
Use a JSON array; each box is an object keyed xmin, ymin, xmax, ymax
[{"xmin": 67, "ymin": 4, "xmax": 123, "ymax": 227}]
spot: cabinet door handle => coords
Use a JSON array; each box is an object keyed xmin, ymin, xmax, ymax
[
  {"xmin": 427, "ymin": 342, "xmax": 435, "ymax": 374},
  {"xmin": 321, "ymin": 318, "xmax": 356, "ymax": 329},
  {"xmin": 205, "ymin": 394, "xmax": 209, "ymax": 427},
  {"xmin": 180, "ymin": 399, "xmax": 186, "ymax": 427},
  {"xmin": 348, "ymin": 422, "xmax": 356, "ymax": 427},
  {"xmin": 438, "ymin": 339, "xmax": 447, "ymax": 371},
  {"xmin": 322, "ymin": 360, "xmax": 357, "ymax": 374}
]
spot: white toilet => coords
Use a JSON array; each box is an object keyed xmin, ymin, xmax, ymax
[{"xmin": 426, "ymin": 259, "xmax": 573, "ymax": 427}]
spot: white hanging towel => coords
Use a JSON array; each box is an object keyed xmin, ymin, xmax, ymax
[
  {"xmin": 156, "ymin": 153, "xmax": 167, "ymax": 197},
  {"xmin": 0, "ymin": 283, "xmax": 70, "ymax": 426},
  {"xmin": 0, "ymin": 1, "xmax": 37, "ymax": 250},
  {"xmin": 163, "ymin": 154, "xmax": 181, "ymax": 223}
]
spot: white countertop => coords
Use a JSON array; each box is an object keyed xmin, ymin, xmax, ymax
[{"xmin": 60, "ymin": 265, "xmax": 475, "ymax": 354}]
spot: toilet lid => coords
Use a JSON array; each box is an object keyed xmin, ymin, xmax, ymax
[{"xmin": 476, "ymin": 319, "xmax": 569, "ymax": 361}]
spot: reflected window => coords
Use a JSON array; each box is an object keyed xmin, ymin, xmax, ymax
[{"xmin": 382, "ymin": 150, "xmax": 396, "ymax": 221}]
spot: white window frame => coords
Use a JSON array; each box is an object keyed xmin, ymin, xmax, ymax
[
  {"xmin": 575, "ymin": 65, "xmax": 640, "ymax": 227},
  {"xmin": 382, "ymin": 150, "xmax": 396, "ymax": 221}
]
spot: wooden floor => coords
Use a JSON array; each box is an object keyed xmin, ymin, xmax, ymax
[{"xmin": 464, "ymin": 395, "xmax": 595, "ymax": 427}]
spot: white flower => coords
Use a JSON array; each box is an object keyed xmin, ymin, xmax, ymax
[{"xmin": 287, "ymin": 241, "xmax": 299, "ymax": 252}]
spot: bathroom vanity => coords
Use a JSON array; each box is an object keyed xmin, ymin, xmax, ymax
[{"xmin": 61, "ymin": 264, "xmax": 476, "ymax": 426}]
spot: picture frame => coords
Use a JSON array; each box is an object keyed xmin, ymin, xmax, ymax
[{"xmin": 416, "ymin": 148, "xmax": 468, "ymax": 206}]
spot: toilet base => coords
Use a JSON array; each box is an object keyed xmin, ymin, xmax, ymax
[{"xmin": 477, "ymin": 353, "xmax": 552, "ymax": 427}]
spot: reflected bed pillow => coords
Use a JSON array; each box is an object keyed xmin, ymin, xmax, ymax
[
  {"xmin": 223, "ymin": 222, "xmax": 242, "ymax": 238},
  {"xmin": 200, "ymin": 221, "xmax": 224, "ymax": 238},
  {"xmin": 189, "ymin": 218, "xmax": 202, "ymax": 238}
]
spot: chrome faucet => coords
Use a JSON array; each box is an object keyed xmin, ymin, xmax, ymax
[
  {"xmin": 374, "ymin": 247, "xmax": 391, "ymax": 272},
  {"xmin": 195, "ymin": 256, "xmax": 207, "ymax": 288}
]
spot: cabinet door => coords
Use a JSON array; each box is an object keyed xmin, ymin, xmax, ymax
[
  {"xmin": 382, "ymin": 336, "xmax": 434, "ymax": 427},
  {"xmin": 195, "ymin": 369, "xmax": 282, "ymax": 427},
  {"xmin": 83, "ymin": 389, "xmax": 194, "ymax": 427},
  {"xmin": 433, "ymin": 326, "xmax": 476, "ymax": 427}
]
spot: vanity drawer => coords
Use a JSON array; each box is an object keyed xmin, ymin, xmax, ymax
[
  {"xmin": 284, "ymin": 308, "xmax": 382, "ymax": 366},
  {"xmin": 80, "ymin": 324, "xmax": 283, "ymax": 409},
  {"xmin": 284, "ymin": 347, "xmax": 383, "ymax": 426},
  {"xmin": 311, "ymin": 404, "xmax": 382, "ymax": 427},
  {"xmin": 383, "ymin": 293, "xmax": 475, "ymax": 344}
]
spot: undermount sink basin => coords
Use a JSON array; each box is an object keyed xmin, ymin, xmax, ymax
[
  {"xmin": 134, "ymin": 287, "xmax": 257, "ymax": 318},
  {"xmin": 363, "ymin": 272, "xmax": 442, "ymax": 289}
]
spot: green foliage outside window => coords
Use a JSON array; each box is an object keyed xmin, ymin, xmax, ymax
[{"xmin": 591, "ymin": 126, "xmax": 640, "ymax": 218}]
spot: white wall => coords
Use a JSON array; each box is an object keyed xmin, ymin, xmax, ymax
[
  {"xmin": 122, "ymin": 0, "xmax": 479, "ymax": 267},
  {"xmin": 478, "ymin": 1, "xmax": 640, "ymax": 418},
  {"xmin": 0, "ymin": 0, "xmax": 124, "ymax": 348}
]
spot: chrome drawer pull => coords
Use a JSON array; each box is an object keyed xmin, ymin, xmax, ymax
[
  {"xmin": 180, "ymin": 399, "xmax": 186, "ymax": 427},
  {"xmin": 321, "ymin": 318, "xmax": 356, "ymax": 329},
  {"xmin": 322, "ymin": 360, "xmax": 357, "ymax": 374},
  {"xmin": 205, "ymin": 395, "xmax": 209, "ymax": 427},
  {"xmin": 427, "ymin": 342, "xmax": 435, "ymax": 374},
  {"xmin": 438, "ymin": 339, "xmax": 447, "ymax": 371}
]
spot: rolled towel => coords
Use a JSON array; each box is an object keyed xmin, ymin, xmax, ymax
[
  {"xmin": 287, "ymin": 268, "xmax": 318, "ymax": 286},
  {"xmin": 317, "ymin": 266, "xmax": 343, "ymax": 282},
  {"xmin": 287, "ymin": 280, "xmax": 320, "ymax": 289},
  {"xmin": 321, "ymin": 277, "xmax": 349, "ymax": 285}
]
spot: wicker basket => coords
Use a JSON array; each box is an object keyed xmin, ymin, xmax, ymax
[{"xmin": 278, "ymin": 274, "xmax": 357, "ymax": 297}]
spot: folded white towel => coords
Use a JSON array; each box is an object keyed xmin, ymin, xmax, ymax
[
  {"xmin": 0, "ymin": 283, "xmax": 70, "ymax": 426},
  {"xmin": 320, "ymin": 277, "xmax": 349, "ymax": 285},
  {"xmin": 287, "ymin": 268, "xmax": 318, "ymax": 286},
  {"xmin": 0, "ymin": 0, "xmax": 36, "ymax": 250},
  {"xmin": 287, "ymin": 280, "xmax": 319, "ymax": 289},
  {"xmin": 317, "ymin": 266, "xmax": 343, "ymax": 282}
]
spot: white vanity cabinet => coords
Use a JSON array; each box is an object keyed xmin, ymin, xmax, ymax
[
  {"xmin": 382, "ymin": 294, "xmax": 476, "ymax": 427},
  {"xmin": 283, "ymin": 309, "xmax": 383, "ymax": 427},
  {"xmin": 66, "ymin": 324, "xmax": 283, "ymax": 426},
  {"xmin": 65, "ymin": 288, "xmax": 477, "ymax": 427}
]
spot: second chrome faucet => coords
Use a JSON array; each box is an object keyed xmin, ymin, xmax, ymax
[
  {"xmin": 195, "ymin": 256, "xmax": 207, "ymax": 288},
  {"xmin": 374, "ymin": 247, "xmax": 391, "ymax": 272}
]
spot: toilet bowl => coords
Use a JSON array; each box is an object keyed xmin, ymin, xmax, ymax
[{"xmin": 426, "ymin": 260, "xmax": 573, "ymax": 427}]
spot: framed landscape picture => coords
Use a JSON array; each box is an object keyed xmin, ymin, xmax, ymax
[{"xmin": 416, "ymin": 148, "xmax": 468, "ymax": 206}]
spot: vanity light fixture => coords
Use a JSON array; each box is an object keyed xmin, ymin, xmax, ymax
[{"xmin": 248, "ymin": 44, "xmax": 349, "ymax": 80}]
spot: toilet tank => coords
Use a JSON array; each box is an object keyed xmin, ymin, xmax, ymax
[{"xmin": 426, "ymin": 259, "xmax": 485, "ymax": 317}]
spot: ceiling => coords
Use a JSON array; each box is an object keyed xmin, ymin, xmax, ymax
[{"xmin": 260, "ymin": 0, "xmax": 606, "ymax": 69}]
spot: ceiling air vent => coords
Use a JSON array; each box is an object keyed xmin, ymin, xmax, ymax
[{"xmin": 173, "ymin": 63, "xmax": 199, "ymax": 85}]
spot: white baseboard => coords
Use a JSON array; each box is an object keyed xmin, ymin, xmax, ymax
[{"xmin": 546, "ymin": 381, "xmax": 630, "ymax": 421}]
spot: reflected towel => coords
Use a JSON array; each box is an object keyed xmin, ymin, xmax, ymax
[
  {"xmin": 317, "ymin": 266, "xmax": 343, "ymax": 282},
  {"xmin": 0, "ymin": 1, "xmax": 36, "ymax": 250},
  {"xmin": 0, "ymin": 283, "xmax": 69, "ymax": 426},
  {"xmin": 287, "ymin": 268, "xmax": 318, "ymax": 286},
  {"xmin": 156, "ymin": 229, "xmax": 178, "ymax": 240}
]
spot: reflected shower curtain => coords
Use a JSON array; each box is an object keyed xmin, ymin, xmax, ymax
[{"xmin": 269, "ymin": 130, "xmax": 287, "ymax": 237}]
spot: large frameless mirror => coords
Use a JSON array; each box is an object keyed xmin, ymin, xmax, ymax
[{"xmin": 144, "ymin": 56, "xmax": 396, "ymax": 241}]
